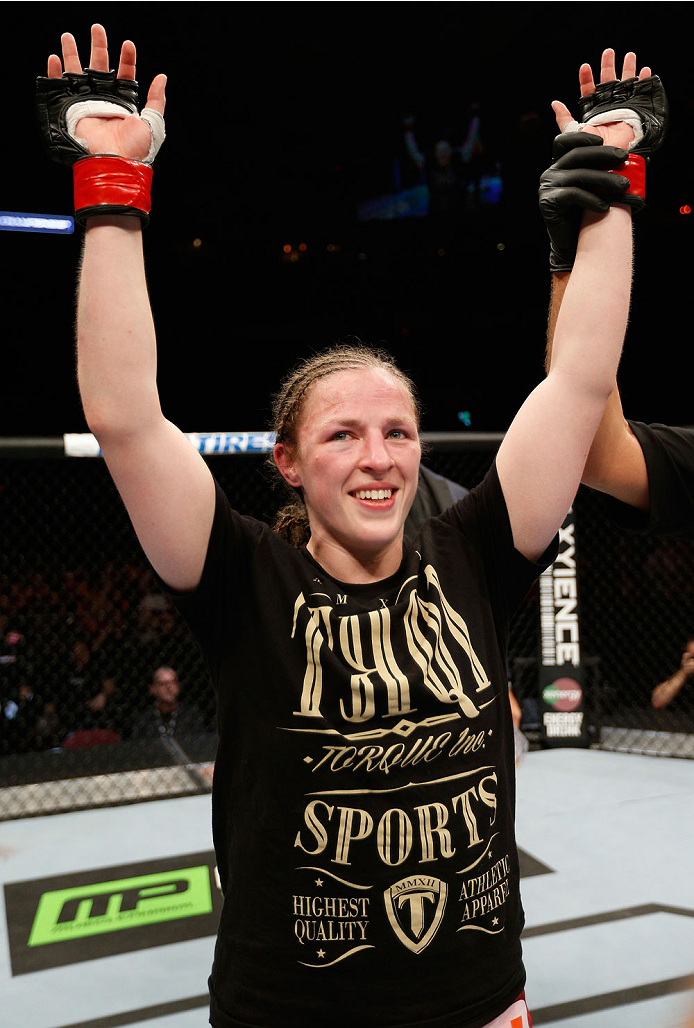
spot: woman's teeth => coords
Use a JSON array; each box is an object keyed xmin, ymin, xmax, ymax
[{"xmin": 355, "ymin": 489, "xmax": 392, "ymax": 500}]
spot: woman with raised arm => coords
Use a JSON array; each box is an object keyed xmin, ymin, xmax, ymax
[
  {"xmin": 39, "ymin": 26, "xmax": 640, "ymax": 1028},
  {"xmin": 541, "ymin": 50, "xmax": 681, "ymax": 538}
]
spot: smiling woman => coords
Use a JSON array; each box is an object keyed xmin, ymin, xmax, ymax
[
  {"xmin": 37, "ymin": 21, "xmax": 648, "ymax": 1028},
  {"xmin": 271, "ymin": 342, "xmax": 422, "ymax": 582}
]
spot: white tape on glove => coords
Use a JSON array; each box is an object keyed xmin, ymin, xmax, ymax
[{"xmin": 65, "ymin": 99, "xmax": 166, "ymax": 165}]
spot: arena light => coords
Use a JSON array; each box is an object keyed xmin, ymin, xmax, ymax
[{"xmin": 0, "ymin": 211, "xmax": 74, "ymax": 234}]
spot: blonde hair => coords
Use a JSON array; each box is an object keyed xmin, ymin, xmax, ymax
[{"xmin": 271, "ymin": 339, "xmax": 421, "ymax": 546}]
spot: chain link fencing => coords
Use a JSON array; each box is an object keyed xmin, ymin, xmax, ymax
[{"xmin": 1, "ymin": 437, "xmax": 693, "ymax": 821}]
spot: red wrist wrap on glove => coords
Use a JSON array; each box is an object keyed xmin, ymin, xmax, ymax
[
  {"xmin": 612, "ymin": 154, "xmax": 646, "ymax": 202},
  {"xmin": 73, "ymin": 155, "xmax": 153, "ymax": 226}
]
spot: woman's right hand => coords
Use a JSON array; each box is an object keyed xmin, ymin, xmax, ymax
[{"xmin": 47, "ymin": 23, "xmax": 166, "ymax": 161}]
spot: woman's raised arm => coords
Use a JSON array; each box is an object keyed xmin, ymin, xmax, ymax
[
  {"xmin": 497, "ymin": 198, "xmax": 633, "ymax": 561},
  {"xmin": 43, "ymin": 24, "xmax": 215, "ymax": 591},
  {"xmin": 497, "ymin": 48, "xmax": 662, "ymax": 560}
]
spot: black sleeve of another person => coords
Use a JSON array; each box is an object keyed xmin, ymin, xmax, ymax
[
  {"xmin": 600, "ymin": 422, "xmax": 694, "ymax": 539},
  {"xmin": 404, "ymin": 465, "xmax": 469, "ymax": 545}
]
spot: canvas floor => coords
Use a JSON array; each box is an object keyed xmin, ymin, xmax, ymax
[{"xmin": 1, "ymin": 747, "xmax": 693, "ymax": 1028}]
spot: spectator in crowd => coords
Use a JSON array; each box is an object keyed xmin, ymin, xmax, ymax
[
  {"xmin": 61, "ymin": 638, "xmax": 124, "ymax": 739},
  {"xmin": 2, "ymin": 683, "xmax": 44, "ymax": 754},
  {"xmin": 130, "ymin": 666, "xmax": 208, "ymax": 741},
  {"xmin": 84, "ymin": 675, "xmax": 120, "ymax": 721},
  {"xmin": 132, "ymin": 583, "xmax": 180, "ymax": 673},
  {"xmin": 651, "ymin": 637, "xmax": 694, "ymax": 710},
  {"xmin": 33, "ymin": 695, "xmax": 62, "ymax": 750},
  {"xmin": 62, "ymin": 674, "xmax": 125, "ymax": 748},
  {"xmin": 401, "ymin": 102, "xmax": 485, "ymax": 216},
  {"xmin": 1, "ymin": 625, "xmax": 40, "ymax": 754},
  {"xmin": 135, "ymin": 590, "xmax": 169, "ymax": 645},
  {"xmin": 64, "ymin": 639, "xmax": 100, "ymax": 708},
  {"xmin": 1, "ymin": 624, "xmax": 30, "ymax": 692},
  {"xmin": 429, "ymin": 139, "xmax": 462, "ymax": 216}
]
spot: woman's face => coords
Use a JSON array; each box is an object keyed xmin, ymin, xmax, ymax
[{"xmin": 276, "ymin": 367, "xmax": 421, "ymax": 566}]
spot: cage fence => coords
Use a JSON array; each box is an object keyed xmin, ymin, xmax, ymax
[{"xmin": 1, "ymin": 435, "xmax": 693, "ymax": 822}]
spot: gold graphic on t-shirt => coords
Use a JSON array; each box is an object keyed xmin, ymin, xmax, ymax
[
  {"xmin": 383, "ymin": 874, "xmax": 447, "ymax": 953},
  {"xmin": 456, "ymin": 832, "xmax": 500, "ymax": 874},
  {"xmin": 293, "ymin": 869, "xmax": 374, "ymax": 967},
  {"xmin": 293, "ymin": 893, "xmax": 371, "ymax": 948},
  {"xmin": 294, "ymin": 770, "xmax": 497, "ymax": 867},
  {"xmin": 402, "ymin": 572, "xmax": 490, "ymax": 717},
  {"xmin": 298, "ymin": 944, "xmax": 374, "ymax": 968},
  {"xmin": 290, "ymin": 567, "xmax": 491, "ymax": 723},
  {"xmin": 457, "ymin": 852, "xmax": 510, "ymax": 934},
  {"xmin": 296, "ymin": 866, "xmax": 372, "ymax": 890},
  {"xmin": 282, "ymin": 711, "xmax": 463, "ymax": 739},
  {"xmin": 307, "ymin": 724, "xmax": 487, "ymax": 776},
  {"xmin": 306, "ymin": 765, "xmax": 495, "ymax": 798},
  {"xmin": 340, "ymin": 608, "xmax": 412, "ymax": 721}
]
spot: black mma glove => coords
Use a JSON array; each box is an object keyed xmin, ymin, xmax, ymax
[
  {"xmin": 35, "ymin": 68, "xmax": 165, "ymax": 226},
  {"xmin": 575, "ymin": 74, "xmax": 669, "ymax": 158},
  {"xmin": 539, "ymin": 132, "xmax": 630, "ymax": 273},
  {"xmin": 544, "ymin": 75, "xmax": 669, "ymax": 271}
]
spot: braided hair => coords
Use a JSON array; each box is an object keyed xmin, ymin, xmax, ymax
[{"xmin": 270, "ymin": 338, "xmax": 421, "ymax": 546}]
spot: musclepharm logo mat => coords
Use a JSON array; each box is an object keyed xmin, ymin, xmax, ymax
[{"xmin": 27, "ymin": 866, "xmax": 212, "ymax": 947}]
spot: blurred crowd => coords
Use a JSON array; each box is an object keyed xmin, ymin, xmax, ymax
[{"xmin": 0, "ymin": 561, "xmax": 214, "ymax": 756}]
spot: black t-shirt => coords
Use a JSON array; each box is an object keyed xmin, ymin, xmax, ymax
[
  {"xmin": 602, "ymin": 421, "xmax": 694, "ymax": 539},
  {"xmin": 171, "ymin": 463, "xmax": 555, "ymax": 1028}
]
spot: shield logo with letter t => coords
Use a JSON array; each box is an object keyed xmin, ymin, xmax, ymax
[{"xmin": 383, "ymin": 875, "xmax": 448, "ymax": 953}]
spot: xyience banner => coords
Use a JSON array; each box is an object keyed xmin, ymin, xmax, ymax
[{"xmin": 538, "ymin": 509, "xmax": 589, "ymax": 748}]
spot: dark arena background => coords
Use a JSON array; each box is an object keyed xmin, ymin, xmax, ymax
[{"xmin": 2, "ymin": 7, "xmax": 694, "ymax": 1028}]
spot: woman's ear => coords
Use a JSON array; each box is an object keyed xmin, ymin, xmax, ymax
[{"xmin": 273, "ymin": 442, "xmax": 302, "ymax": 488}]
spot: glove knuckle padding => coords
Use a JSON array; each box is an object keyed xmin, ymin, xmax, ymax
[
  {"xmin": 577, "ymin": 74, "xmax": 669, "ymax": 156},
  {"xmin": 36, "ymin": 69, "xmax": 139, "ymax": 165}
]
